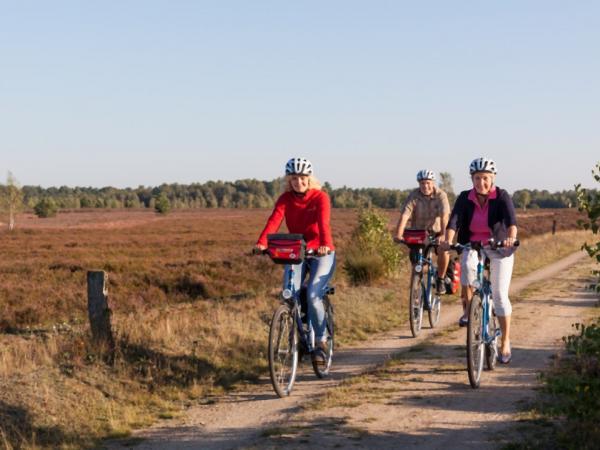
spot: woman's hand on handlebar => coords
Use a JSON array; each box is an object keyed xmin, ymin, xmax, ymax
[
  {"xmin": 252, "ymin": 244, "xmax": 267, "ymax": 255},
  {"xmin": 317, "ymin": 246, "xmax": 331, "ymax": 256},
  {"xmin": 502, "ymin": 237, "xmax": 519, "ymax": 248}
]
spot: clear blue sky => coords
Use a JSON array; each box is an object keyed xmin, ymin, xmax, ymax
[{"xmin": 1, "ymin": 1, "xmax": 598, "ymax": 193}]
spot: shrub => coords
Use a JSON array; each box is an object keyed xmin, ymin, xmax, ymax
[
  {"xmin": 575, "ymin": 162, "xmax": 600, "ymax": 294},
  {"xmin": 154, "ymin": 193, "xmax": 171, "ymax": 215},
  {"xmin": 33, "ymin": 197, "xmax": 58, "ymax": 218},
  {"xmin": 343, "ymin": 250, "xmax": 386, "ymax": 285},
  {"xmin": 344, "ymin": 208, "xmax": 400, "ymax": 285},
  {"xmin": 538, "ymin": 320, "xmax": 600, "ymax": 448}
]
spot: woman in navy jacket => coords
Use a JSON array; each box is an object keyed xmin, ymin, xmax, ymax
[{"xmin": 443, "ymin": 158, "xmax": 518, "ymax": 364}]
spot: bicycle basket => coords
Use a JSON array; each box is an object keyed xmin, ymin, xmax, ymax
[
  {"xmin": 403, "ymin": 229, "xmax": 429, "ymax": 245},
  {"xmin": 267, "ymin": 233, "xmax": 306, "ymax": 264}
]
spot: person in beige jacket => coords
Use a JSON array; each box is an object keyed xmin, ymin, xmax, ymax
[{"xmin": 394, "ymin": 169, "xmax": 451, "ymax": 294}]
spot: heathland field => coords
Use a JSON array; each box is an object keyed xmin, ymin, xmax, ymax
[{"xmin": 0, "ymin": 207, "xmax": 590, "ymax": 449}]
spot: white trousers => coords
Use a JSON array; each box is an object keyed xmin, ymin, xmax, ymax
[{"xmin": 460, "ymin": 249, "xmax": 514, "ymax": 317}]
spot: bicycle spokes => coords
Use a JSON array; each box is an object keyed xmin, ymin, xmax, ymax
[
  {"xmin": 467, "ymin": 295, "xmax": 485, "ymax": 388},
  {"xmin": 268, "ymin": 305, "xmax": 298, "ymax": 397},
  {"xmin": 409, "ymin": 274, "xmax": 425, "ymax": 337}
]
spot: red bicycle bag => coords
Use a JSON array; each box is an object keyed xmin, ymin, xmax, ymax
[
  {"xmin": 403, "ymin": 229, "xmax": 428, "ymax": 245},
  {"xmin": 267, "ymin": 233, "xmax": 306, "ymax": 265}
]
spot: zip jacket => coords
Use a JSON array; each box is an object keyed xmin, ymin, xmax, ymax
[
  {"xmin": 257, "ymin": 189, "xmax": 335, "ymax": 251},
  {"xmin": 448, "ymin": 186, "xmax": 517, "ymax": 246}
]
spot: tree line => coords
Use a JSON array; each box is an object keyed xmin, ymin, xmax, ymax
[{"xmin": 0, "ymin": 172, "xmax": 592, "ymax": 223}]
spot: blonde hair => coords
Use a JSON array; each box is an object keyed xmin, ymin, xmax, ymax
[{"xmin": 284, "ymin": 174, "xmax": 322, "ymax": 193}]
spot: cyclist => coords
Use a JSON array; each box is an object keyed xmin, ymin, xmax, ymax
[
  {"xmin": 441, "ymin": 157, "xmax": 518, "ymax": 364},
  {"xmin": 255, "ymin": 157, "xmax": 336, "ymax": 366},
  {"xmin": 394, "ymin": 169, "xmax": 451, "ymax": 294}
]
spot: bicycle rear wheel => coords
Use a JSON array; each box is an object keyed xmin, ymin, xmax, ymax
[
  {"xmin": 268, "ymin": 304, "xmax": 299, "ymax": 397},
  {"xmin": 312, "ymin": 298, "xmax": 334, "ymax": 378},
  {"xmin": 409, "ymin": 273, "xmax": 425, "ymax": 337},
  {"xmin": 428, "ymin": 292, "xmax": 441, "ymax": 328},
  {"xmin": 485, "ymin": 301, "xmax": 499, "ymax": 370},
  {"xmin": 467, "ymin": 293, "xmax": 485, "ymax": 388}
]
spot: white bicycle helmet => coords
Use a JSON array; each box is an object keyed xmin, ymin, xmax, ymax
[
  {"xmin": 416, "ymin": 169, "xmax": 436, "ymax": 181},
  {"xmin": 285, "ymin": 157, "xmax": 313, "ymax": 176},
  {"xmin": 469, "ymin": 157, "xmax": 497, "ymax": 175}
]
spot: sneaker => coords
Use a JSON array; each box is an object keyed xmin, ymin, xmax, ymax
[
  {"xmin": 436, "ymin": 277, "xmax": 447, "ymax": 295},
  {"xmin": 458, "ymin": 315, "xmax": 468, "ymax": 327},
  {"xmin": 497, "ymin": 350, "xmax": 512, "ymax": 364}
]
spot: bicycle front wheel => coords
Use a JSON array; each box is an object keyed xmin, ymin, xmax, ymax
[
  {"xmin": 268, "ymin": 304, "xmax": 299, "ymax": 397},
  {"xmin": 485, "ymin": 302, "xmax": 499, "ymax": 371},
  {"xmin": 312, "ymin": 298, "xmax": 334, "ymax": 378},
  {"xmin": 467, "ymin": 293, "xmax": 485, "ymax": 388},
  {"xmin": 426, "ymin": 250, "xmax": 441, "ymax": 328},
  {"xmin": 428, "ymin": 292, "xmax": 441, "ymax": 328},
  {"xmin": 409, "ymin": 273, "xmax": 425, "ymax": 337}
]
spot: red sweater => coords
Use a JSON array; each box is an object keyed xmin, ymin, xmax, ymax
[{"xmin": 257, "ymin": 189, "xmax": 335, "ymax": 250}]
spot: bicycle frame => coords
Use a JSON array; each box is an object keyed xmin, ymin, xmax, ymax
[
  {"xmin": 283, "ymin": 262, "xmax": 316, "ymax": 353},
  {"xmin": 413, "ymin": 245, "xmax": 437, "ymax": 310},
  {"xmin": 471, "ymin": 246, "xmax": 499, "ymax": 346},
  {"xmin": 451, "ymin": 238, "xmax": 519, "ymax": 388},
  {"xmin": 262, "ymin": 238, "xmax": 335, "ymax": 396},
  {"xmin": 412, "ymin": 244, "xmax": 438, "ymax": 312}
]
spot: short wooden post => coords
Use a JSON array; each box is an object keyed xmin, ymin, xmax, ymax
[
  {"xmin": 552, "ymin": 219, "xmax": 557, "ymax": 235},
  {"xmin": 87, "ymin": 271, "xmax": 115, "ymax": 359}
]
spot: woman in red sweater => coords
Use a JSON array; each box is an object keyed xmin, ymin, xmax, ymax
[{"xmin": 256, "ymin": 157, "xmax": 336, "ymax": 364}]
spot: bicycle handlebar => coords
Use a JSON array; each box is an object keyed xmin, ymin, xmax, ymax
[
  {"xmin": 394, "ymin": 236, "xmax": 440, "ymax": 246},
  {"xmin": 251, "ymin": 248, "xmax": 332, "ymax": 257},
  {"xmin": 306, "ymin": 249, "xmax": 332, "ymax": 257},
  {"xmin": 449, "ymin": 238, "xmax": 520, "ymax": 252}
]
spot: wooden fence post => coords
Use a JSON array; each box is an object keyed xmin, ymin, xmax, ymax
[{"xmin": 87, "ymin": 271, "xmax": 115, "ymax": 359}]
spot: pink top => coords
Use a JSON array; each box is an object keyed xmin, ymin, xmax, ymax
[{"xmin": 468, "ymin": 187, "xmax": 497, "ymax": 242}]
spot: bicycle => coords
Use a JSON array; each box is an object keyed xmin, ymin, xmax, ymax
[
  {"xmin": 450, "ymin": 239, "xmax": 519, "ymax": 388},
  {"xmin": 255, "ymin": 233, "xmax": 335, "ymax": 397},
  {"xmin": 398, "ymin": 229, "xmax": 442, "ymax": 337}
]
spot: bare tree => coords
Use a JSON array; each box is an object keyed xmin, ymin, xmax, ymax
[
  {"xmin": 3, "ymin": 171, "xmax": 24, "ymax": 231},
  {"xmin": 439, "ymin": 171, "xmax": 456, "ymax": 204}
]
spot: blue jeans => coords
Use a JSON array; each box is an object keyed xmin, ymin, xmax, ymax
[{"xmin": 283, "ymin": 251, "xmax": 336, "ymax": 342}]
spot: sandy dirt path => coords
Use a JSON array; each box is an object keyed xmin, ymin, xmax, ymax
[{"xmin": 106, "ymin": 251, "xmax": 595, "ymax": 449}]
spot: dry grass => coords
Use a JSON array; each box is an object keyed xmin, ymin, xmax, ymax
[
  {"xmin": 0, "ymin": 208, "xmax": 588, "ymax": 448},
  {"xmin": 513, "ymin": 230, "xmax": 592, "ymax": 277}
]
